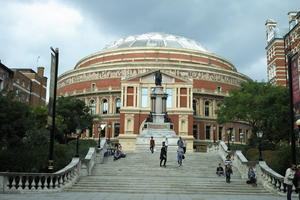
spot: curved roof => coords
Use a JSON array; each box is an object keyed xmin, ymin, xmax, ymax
[{"xmin": 103, "ymin": 33, "xmax": 208, "ymax": 52}]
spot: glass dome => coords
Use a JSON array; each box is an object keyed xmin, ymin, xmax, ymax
[{"xmin": 103, "ymin": 33, "xmax": 208, "ymax": 52}]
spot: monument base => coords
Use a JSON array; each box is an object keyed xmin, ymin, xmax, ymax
[{"xmin": 118, "ymin": 134, "xmax": 136, "ymax": 151}]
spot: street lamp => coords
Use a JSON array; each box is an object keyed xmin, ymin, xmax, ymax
[
  {"xmin": 75, "ymin": 125, "xmax": 82, "ymax": 157},
  {"xmin": 97, "ymin": 125, "xmax": 101, "ymax": 148},
  {"xmin": 227, "ymin": 128, "xmax": 231, "ymax": 151},
  {"xmin": 213, "ymin": 125, "xmax": 216, "ymax": 144},
  {"xmin": 256, "ymin": 130, "xmax": 263, "ymax": 161},
  {"xmin": 231, "ymin": 134, "xmax": 235, "ymax": 146},
  {"xmin": 98, "ymin": 124, "xmax": 106, "ymax": 148}
]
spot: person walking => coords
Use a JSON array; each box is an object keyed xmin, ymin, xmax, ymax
[
  {"xmin": 284, "ymin": 164, "xmax": 296, "ymax": 200},
  {"xmin": 150, "ymin": 136, "xmax": 155, "ymax": 154},
  {"xmin": 177, "ymin": 146, "xmax": 184, "ymax": 166},
  {"xmin": 294, "ymin": 165, "xmax": 300, "ymax": 200},
  {"xmin": 160, "ymin": 142, "xmax": 167, "ymax": 167},
  {"xmin": 225, "ymin": 164, "xmax": 233, "ymax": 183}
]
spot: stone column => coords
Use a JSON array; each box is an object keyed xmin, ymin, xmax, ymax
[
  {"xmin": 162, "ymin": 95, "xmax": 167, "ymax": 113},
  {"xmin": 151, "ymin": 96, "xmax": 156, "ymax": 113}
]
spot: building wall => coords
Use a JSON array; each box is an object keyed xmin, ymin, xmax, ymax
[
  {"xmin": 265, "ymin": 11, "xmax": 300, "ymax": 87},
  {"xmin": 57, "ymin": 46, "xmax": 252, "ymax": 143},
  {"xmin": 0, "ymin": 63, "xmax": 13, "ymax": 92}
]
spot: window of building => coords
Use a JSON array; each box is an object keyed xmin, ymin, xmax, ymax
[
  {"xmin": 166, "ymin": 88, "xmax": 173, "ymax": 108},
  {"xmin": 114, "ymin": 123, "xmax": 120, "ymax": 137},
  {"xmin": 90, "ymin": 99, "xmax": 96, "ymax": 115},
  {"xmin": 217, "ymin": 86, "xmax": 222, "ymax": 93},
  {"xmin": 115, "ymin": 98, "xmax": 121, "ymax": 113},
  {"xmin": 91, "ymin": 83, "xmax": 96, "ymax": 91},
  {"xmin": 102, "ymin": 99, "xmax": 108, "ymax": 114},
  {"xmin": 205, "ymin": 126, "xmax": 211, "ymax": 140},
  {"xmin": 205, "ymin": 101, "xmax": 210, "ymax": 117},
  {"xmin": 218, "ymin": 127, "xmax": 223, "ymax": 140},
  {"xmin": 141, "ymin": 88, "xmax": 148, "ymax": 108},
  {"xmin": 193, "ymin": 99, "xmax": 197, "ymax": 115},
  {"xmin": 193, "ymin": 124, "xmax": 198, "ymax": 139}
]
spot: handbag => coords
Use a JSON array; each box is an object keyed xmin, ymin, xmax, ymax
[{"xmin": 182, "ymin": 155, "xmax": 185, "ymax": 159}]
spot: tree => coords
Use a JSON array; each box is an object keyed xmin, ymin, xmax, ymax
[
  {"xmin": 217, "ymin": 81, "xmax": 290, "ymax": 144},
  {"xmin": 30, "ymin": 106, "xmax": 48, "ymax": 129},
  {"xmin": 56, "ymin": 96, "xmax": 94, "ymax": 143},
  {"xmin": 0, "ymin": 92, "xmax": 32, "ymax": 148}
]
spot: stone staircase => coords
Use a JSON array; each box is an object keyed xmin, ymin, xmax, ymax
[{"xmin": 65, "ymin": 151, "xmax": 270, "ymax": 195}]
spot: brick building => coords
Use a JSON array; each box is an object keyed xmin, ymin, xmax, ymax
[
  {"xmin": 0, "ymin": 62, "xmax": 14, "ymax": 92},
  {"xmin": 0, "ymin": 62, "xmax": 47, "ymax": 106},
  {"xmin": 57, "ymin": 33, "xmax": 252, "ymax": 149},
  {"xmin": 265, "ymin": 11, "xmax": 300, "ymax": 87}
]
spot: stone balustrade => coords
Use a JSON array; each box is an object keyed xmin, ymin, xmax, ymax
[
  {"xmin": 208, "ymin": 141, "xmax": 287, "ymax": 195},
  {"xmin": 0, "ymin": 139, "xmax": 107, "ymax": 193}
]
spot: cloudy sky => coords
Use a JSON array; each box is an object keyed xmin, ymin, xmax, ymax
[{"xmin": 0, "ymin": 0, "xmax": 298, "ymax": 85}]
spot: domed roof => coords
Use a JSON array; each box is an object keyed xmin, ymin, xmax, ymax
[{"xmin": 103, "ymin": 33, "xmax": 208, "ymax": 52}]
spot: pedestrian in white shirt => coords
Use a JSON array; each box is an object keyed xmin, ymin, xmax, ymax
[{"xmin": 284, "ymin": 164, "xmax": 296, "ymax": 200}]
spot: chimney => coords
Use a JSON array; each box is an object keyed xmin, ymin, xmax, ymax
[
  {"xmin": 37, "ymin": 67, "xmax": 44, "ymax": 77},
  {"xmin": 288, "ymin": 11, "xmax": 299, "ymax": 30},
  {"xmin": 265, "ymin": 19, "xmax": 277, "ymax": 43}
]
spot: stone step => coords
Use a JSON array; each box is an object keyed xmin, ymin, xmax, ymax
[
  {"xmin": 68, "ymin": 151, "xmax": 268, "ymax": 195},
  {"xmin": 65, "ymin": 187, "xmax": 269, "ymax": 195}
]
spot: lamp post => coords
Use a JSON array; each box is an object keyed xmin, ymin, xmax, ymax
[
  {"xmin": 98, "ymin": 124, "xmax": 106, "ymax": 148},
  {"xmin": 257, "ymin": 131, "xmax": 263, "ymax": 161},
  {"xmin": 213, "ymin": 125, "xmax": 216, "ymax": 144},
  {"xmin": 75, "ymin": 125, "xmax": 82, "ymax": 157},
  {"xmin": 97, "ymin": 125, "xmax": 101, "ymax": 148},
  {"xmin": 227, "ymin": 128, "xmax": 231, "ymax": 151},
  {"xmin": 231, "ymin": 134, "xmax": 235, "ymax": 146}
]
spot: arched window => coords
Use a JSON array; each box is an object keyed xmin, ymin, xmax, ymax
[
  {"xmin": 102, "ymin": 99, "xmax": 108, "ymax": 114},
  {"xmin": 205, "ymin": 101, "xmax": 210, "ymax": 117},
  {"xmin": 90, "ymin": 99, "xmax": 96, "ymax": 115},
  {"xmin": 193, "ymin": 100, "xmax": 197, "ymax": 115},
  {"xmin": 115, "ymin": 98, "xmax": 121, "ymax": 114}
]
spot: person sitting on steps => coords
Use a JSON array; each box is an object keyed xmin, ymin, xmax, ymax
[
  {"xmin": 114, "ymin": 144, "xmax": 126, "ymax": 161},
  {"xmin": 246, "ymin": 167, "xmax": 257, "ymax": 186}
]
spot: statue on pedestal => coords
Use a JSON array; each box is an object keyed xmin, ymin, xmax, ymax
[{"xmin": 155, "ymin": 70, "xmax": 162, "ymax": 86}]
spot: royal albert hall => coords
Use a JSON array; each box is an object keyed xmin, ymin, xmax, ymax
[{"xmin": 57, "ymin": 33, "xmax": 252, "ymax": 151}]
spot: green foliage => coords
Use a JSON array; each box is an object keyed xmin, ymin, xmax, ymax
[
  {"xmin": 0, "ymin": 92, "xmax": 32, "ymax": 148},
  {"xmin": 0, "ymin": 139, "xmax": 96, "ymax": 172},
  {"xmin": 30, "ymin": 106, "xmax": 48, "ymax": 129},
  {"xmin": 217, "ymin": 81, "xmax": 290, "ymax": 143},
  {"xmin": 56, "ymin": 96, "xmax": 94, "ymax": 143}
]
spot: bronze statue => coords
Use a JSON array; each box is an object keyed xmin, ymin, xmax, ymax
[{"xmin": 155, "ymin": 70, "xmax": 162, "ymax": 86}]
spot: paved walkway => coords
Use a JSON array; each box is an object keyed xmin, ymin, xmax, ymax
[{"xmin": 0, "ymin": 192, "xmax": 289, "ymax": 200}]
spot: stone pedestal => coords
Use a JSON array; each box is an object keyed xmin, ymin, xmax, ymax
[{"xmin": 118, "ymin": 134, "xmax": 137, "ymax": 151}]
